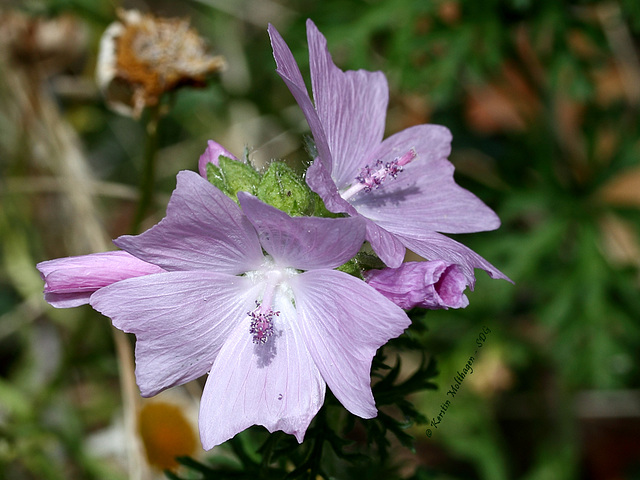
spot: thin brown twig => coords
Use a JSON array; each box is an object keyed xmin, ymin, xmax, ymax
[
  {"xmin": 3, "ymin": 57, "xmax": 152, "ymax": 479},
  {"xmin": 1, "ymin": 176, "xmax": 140, "ymax": 200}
]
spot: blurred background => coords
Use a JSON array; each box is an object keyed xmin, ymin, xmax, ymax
[{"xmin": 1, "ymin": 0, "xmax": 639, "ymax": 479}]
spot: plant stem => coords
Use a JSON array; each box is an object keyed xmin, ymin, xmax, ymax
[{"xmin": 131, "ymin": 105, "xmax": 161, "ymax": 234}]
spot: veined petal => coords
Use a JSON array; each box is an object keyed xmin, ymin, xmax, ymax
[
  {"xmin": 365, "ymin": 220, "xmax": 406, "ymax": 268},
  {"xmin": 305, "ymin": 159, "xmax": 356, "ymax": 216},
  {"xmin": 290, "ymin": 270, "xmax": 410, "ymax": 418},
  {"xmin": 268, "ymin": 23, "xmax": 332, "ymax": 172},
  {"xmin": 90, "ymin": 271, "xmax": 261, "ymax": 397},
  {"xmin": 238, "ymin": 192, "xmax": 365, "ymax": 270},
  {"xmin": 44, "ymin": 292, "xmax": 96, "ymax": 309},
  {"xmin": 115, "ymin": 171, "xmax": 264, "ymax": 275},
  {"xmin": 37, "ymin": 251, "xmax": 164, "ymax": 308},
  {"xmin": 198, "ymin": 140, "xmax": 237, "ymax": 178},
  {"xmin": 352, "ymin": 125, "xmax": 501, "ymax": 235},
  {"xmin": 398, "ymin": 231, "xmax": 512, "ymax": 287},
  {"xmin": 199, "ymin": 292, "xmax": 325, "ymax": 450},
  {"xmin": 364, "ymin": 123, "xmax": 452, "ymax": 167},
  {"xmin": 307, "ymin": 19, "xmax": 389, "ymax": 189}
]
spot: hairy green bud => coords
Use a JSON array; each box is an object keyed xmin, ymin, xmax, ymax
[
  {"xmin": 206, "ymin": 156, "xmax": 261, "ymax": 201},
  {"xmin": 257, "ymin": 161, "xmax": 313, "ymax": 216}
]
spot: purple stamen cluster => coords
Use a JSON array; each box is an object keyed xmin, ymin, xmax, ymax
[
  {"xmin": 248, "ymin": 303, "xmax": 279, "ymax": 344},
  {"xmin": 356, "ymin": 160, "xmax": 386, "ymax": 192},
  {"xmin": 355, "ymin": 150, "xmax": 417, "ymax": 193}
]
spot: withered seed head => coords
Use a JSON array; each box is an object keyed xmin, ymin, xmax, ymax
[{"xmin": 96, "ymin": 9, "xmax": 226, "ymax": 118}]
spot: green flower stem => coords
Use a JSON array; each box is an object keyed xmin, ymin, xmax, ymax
[{"xmin": 131, "ymin": 106, "xmax": 161, "ymax": 234}]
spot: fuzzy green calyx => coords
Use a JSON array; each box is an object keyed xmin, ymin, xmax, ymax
[
  {"xmin": 205, "ymin": 156, "xmax": 334, "ymax": 217},
  {"xmin": 206, "ymin": 156, "xmax": 261, "ymax": 201},
  {"xmin": 257, "ymin": 161, "xmax": 313, "ymax": 216}
]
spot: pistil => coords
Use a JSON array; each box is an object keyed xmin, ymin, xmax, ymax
[
  {"xmin": 341, "ymin": 149, "xmax": 417, "ymax": 201},
  {"xmin": 248, "ymin": 270, "xmax": 281, "ymax": 344}
]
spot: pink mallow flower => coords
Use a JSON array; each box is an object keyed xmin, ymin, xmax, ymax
[
  {"xmin": 268, "ymin": 20, "xmax": 510, "ymax": 286},
  {"xmin": 364, "ymin": 261, "xmax": 469, "ymax": 310},
  {"xmin": 69, "ymin": 170, "xmax": 410, "ymax": 449},
  {"xmin": 37, "ymin": 251, "xmax": 164, "ymax": 308}
]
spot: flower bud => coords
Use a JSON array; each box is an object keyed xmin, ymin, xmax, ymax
[
  {"xmin": 364, "ymin": 261, "xmax": 469, "ymax": 310},
  {"xmin": 199, "ymin": 141, "xmax": 262, "ymax": 201},
  {"xmin": 257, "ymin": 161, "xmax": 313, "ymax": 216},
  {"xmin": 198, "ymin": 140, "xmax": 236, "ymax": 177},
  {"xmin": 37, "ymin": 251, "xmax": 164, "ymax": 308},
  {"xmin": 219, "ymin": 156, "xmax": 262, "ymax": 198}
]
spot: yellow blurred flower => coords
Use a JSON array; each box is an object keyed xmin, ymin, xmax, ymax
[{"xmin": 138, "ymin": 400, "xmax": 198, "ymax": 471}]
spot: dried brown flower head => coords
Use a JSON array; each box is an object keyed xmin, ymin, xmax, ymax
[{"xmin": 96, "ymin": 10, "xmax": 226, "ymax": 118}]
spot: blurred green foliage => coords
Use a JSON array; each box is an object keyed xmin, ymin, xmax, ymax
[{"xmin": 1, "ymin": 0, "xmax": 640, "ymax": 479}]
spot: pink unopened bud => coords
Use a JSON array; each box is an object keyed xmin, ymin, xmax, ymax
[
  {"xmin": 364, "ymin": 261, "xmax": 469, "ymax": 310},
  {"xmin": 37, "ymin": 251, "xmax": 164, "ymax": 308},
  {"xmin": 198, "ymin": 140, "xmax": 238, "ymax": 178}
]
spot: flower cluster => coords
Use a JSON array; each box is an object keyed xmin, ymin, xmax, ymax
[{"xmin": 37, "ymin": 20, "xmax": 508, "ymax": 450}]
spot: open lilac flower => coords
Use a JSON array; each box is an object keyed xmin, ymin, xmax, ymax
[
  {"xmin": 37, "ymin": 251, "xmax": 164, "ymax": 308},
  {"xmin": 268, "ymin": 20, "xmax": 510, "ymax": 285},
  {"xmin": 365, "ymin": 261, "xmax": 469, "ymax": 310},
  {"xmin": 86, "ymin": 170, "xmax": 410, "ymax": 449}
]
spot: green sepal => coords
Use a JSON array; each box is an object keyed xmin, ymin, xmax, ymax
[
  {"xmin": 206, "ymin": 162, "xmax": 229, "ymax": 195},
  {"xmin": 257, "ymin": 161, "xmax": 313, "ymax": 216},
  {"xmin": 336, "ymin": 258, "xmax": 363, "ymax": 278},
  {"xmin": 219, "ymin": 156, "xmax": 261, "ymax": 197},
  {"xmin": 353, "ymin": 251, "xmax": 386, "ymax": 270},
  {"xmin": 206, "ymin": 156, "xmax": 262, "ymax": 202},
  {"xmin": 337, "ymin": 251, "xmax": 385, "ymax": 278}
]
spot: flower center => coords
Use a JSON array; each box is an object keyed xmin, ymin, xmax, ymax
[{"xmin": 341, "ymin": 149, "xmax": 417, "ymax": 201}]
